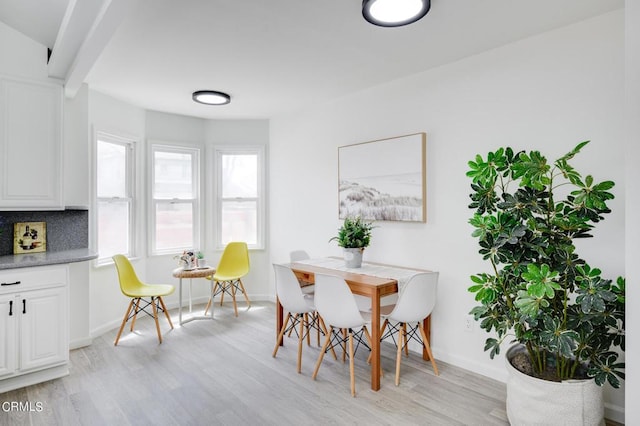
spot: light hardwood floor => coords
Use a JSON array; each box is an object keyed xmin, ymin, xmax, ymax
[{"xmin": 0, "ymin": 301, "xmax": 610, "ymax": 425}]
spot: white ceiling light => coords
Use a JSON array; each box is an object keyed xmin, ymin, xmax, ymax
[
  {"xmin": 362, "ymin": 0, "xmax": 431, "ymax": 27},
  {"xmin": 192, "ymin": 90, "xmax": 231, "ymax": 105}
]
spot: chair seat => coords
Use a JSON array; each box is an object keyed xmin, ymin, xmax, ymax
[
  {"xmin": 379, "ymin": 304, "xmax": 395, "ymax": 316},
  {"xmin": 212, "ymin": 273, "xmax": 243, "ymax": 281},
  {"xmin": 122, "ymin": 283, "xmax": 175, "ymax": 298}
]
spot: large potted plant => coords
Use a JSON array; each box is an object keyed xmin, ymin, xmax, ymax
[
  {"xmin": 466, "ymin": 141, "xmax": 625, "ymax": 425},
  {"xmin": 329, "ymin": 216, "xmax": 374, "ymax": 268}
]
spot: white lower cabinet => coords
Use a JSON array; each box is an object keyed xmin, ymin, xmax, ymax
[{"xmin": 0, "ymin": 266, "xmax": 69, "ymax": 392}]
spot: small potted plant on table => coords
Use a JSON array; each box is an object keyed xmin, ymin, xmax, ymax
[
  {"xmin": 196, "ymin": 251, "xmax": 207, "ymax": 268},
  {"xmin": 329, "ymin": 216, "xmax": 375, "ymax": 268}
]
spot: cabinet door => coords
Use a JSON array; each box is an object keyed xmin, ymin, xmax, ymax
[
  {"xmin": 19, "ymin": 286, "xmax": 68, "ymax": 372},
  {"xmin": 0, "ymin": 294, "xmax": 17, "ymax": 377},
  {"xmin": 0, "ymin": 77, "xmax": 63, "ymax": 209}
]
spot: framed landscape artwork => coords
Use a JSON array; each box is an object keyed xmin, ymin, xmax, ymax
[
  {"xmin": 13, "ymin": 222, "xmax": 47, "ymax": 254},
  {"xmin": 338, "ymin": 132, "xmax": 426, "ymax": 222}
]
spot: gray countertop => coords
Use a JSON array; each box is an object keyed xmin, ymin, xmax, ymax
[{"xmin": 0, "ymin": 249, "xmax": 98, "ymax": 270}]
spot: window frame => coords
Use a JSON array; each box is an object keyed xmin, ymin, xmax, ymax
[
  {"xmin": 210, "ymin": 145, "xmax": 265, "ymax": 251},
  {"xmin": 149, "ymin": 143, "xmax": 201, "ymax": 255},
  {"xmin": 94, "ymin": 131, "xmax": 137, "ymax": 265}
]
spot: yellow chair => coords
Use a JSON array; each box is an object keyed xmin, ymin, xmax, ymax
[
  {"xmin": 112, "ymin": 254, "xmax": 175, "ymax": 345},
  {"xmin": 204, "ymin": 242, "xmax": 251, "ymax": 317}
]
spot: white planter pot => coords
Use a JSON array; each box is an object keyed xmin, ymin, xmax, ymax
[
  {"xmin": 343, "ymin": 247, "xmax": 364, "ymax": 268},
  {"xmin": 505, "ymin": 344, "xmax": 604, "ymax": 426}
]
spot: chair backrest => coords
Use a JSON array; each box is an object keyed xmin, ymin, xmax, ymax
[
  {"xmin": 314, "ymin": 273, "xmax": 365, "ymax": 329},
  {"xmin": 112, "ymin": 254, "xmax": 144, "ymax": 296},
  {"xmin": 216, "ymin": 242, "xmax": 250, "ymax": 279},
  {"xmin": 289, "ymin": 250, "xmax": 310, "ymax": 262},
  {"xmin": 388, "ymin": 272, "xmax": 438, "ymax": 324},
  {"xmin": 273, "ymin": 264, "xmax": 312, "ymax": 314}
]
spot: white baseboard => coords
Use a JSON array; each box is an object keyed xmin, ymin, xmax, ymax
[
  {"xmin": 69, "ymin": 337, "xmax": 93, "ymax": 350},
  {"xmin": 605, "ymin": 402, "xmax": 625, "ymax": 424}
]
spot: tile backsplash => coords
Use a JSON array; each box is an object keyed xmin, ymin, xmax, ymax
[{"xmin": 0, "ymin": 209, "xmax": 89, "ymax": 256}]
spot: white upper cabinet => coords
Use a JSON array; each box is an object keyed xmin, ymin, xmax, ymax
[{"xmin": 0, "ymin": 76, "xmax": 63, "ymax": 210}]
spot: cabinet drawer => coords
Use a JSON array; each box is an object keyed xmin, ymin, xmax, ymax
[{"xmin": 0, "ymin": 266, "xmax": 68, "ymax": 294}]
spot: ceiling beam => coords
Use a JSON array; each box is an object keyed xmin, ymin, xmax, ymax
[{"xmin": 48, "ymin": 0, "xmax": 137, "ymax": 98}]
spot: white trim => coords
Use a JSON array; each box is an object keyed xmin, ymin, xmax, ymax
[
  {"xmin": 93, "ymin": 130, "xmax": 138, "ymax": 264},
  {"xmin": 149, "ymin": 143, "xmax": 201, "ymax": 255},
  {"xmin": 209, "ymin": 145, "xmax": 265, "ymax": 250}
]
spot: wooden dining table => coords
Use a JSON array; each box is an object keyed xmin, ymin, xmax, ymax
[{"xmin": 278, "ymin": 260, "xmax": 431, "ymax": 391}]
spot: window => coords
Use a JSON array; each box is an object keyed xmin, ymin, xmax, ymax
[
  {"xmin": 96, "ymin": 133, "xmax": 135, "ymax": 262},
  {"xmin": 214, "ymin": 146, "xmax": 265, "ymax": 250},
  {"xmin": 151, "ymin": 145, "xmax": 199, "ymax": 254}
]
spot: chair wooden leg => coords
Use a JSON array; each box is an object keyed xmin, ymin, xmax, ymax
[
  {"xmin": 315, "ymin": 312, "xmax": 321, "ymax": 346},
  {"xmin": 158, "ymin": 296, "xmax": 173, "ymax": 329},
  {"xmin": 272, "ymin": 313, "xmax": 291, "ymax": 357},
  {"xmin": 395, "ymin": 325, "xmax": 405, "ymax": 386},
  {"xmin": 419, "ymin": 322, "xmax": 439, "ymax": 376},
  {"xmin": 237, "ymin": 279, "xmax": 251, "ymax": 307},
  {"xmin": 114, "ymin": 299, "xmax": 135, "ymax": 346},
  {"xmin": 304, "ymin": 313, "xmax": 311, "ymax": 346},
  {"xmin": 348, "ymin": 331, "xmax": 356, "ymax": 397},
  {"xmin": 230, "ymin": 281, "xmax": 239, "ymax": 317},
  {"xmin": 219, "ymin": 281, "xmax": 225, "ymax": 306},
  {"xmin": 403, "ymin": 323, "xmax": 409, "ymax": 357},
  {"xmin": 313, "ymin": 328, "xmax": 333, "ymax": 380},
  {"xmin": 151, "ymin": 296, "xmax": 163, "ymax": 344},
  {"xmin": 297, "ymin": 313, "xmax": 305, "ymax": 373},
  {"xmin": 317, "ymin": 316, "xmax": 337, "ymax": 360},
  {"xmin": 130, "ymin": 298, "xmax": 141, "ymax": 331}
]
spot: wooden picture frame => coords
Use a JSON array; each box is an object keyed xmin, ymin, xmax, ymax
[
  {"xmin": 13, "ymin": 222, "xmax": 47, "ymax": 254},
  {"xmin": 338, "ymin": 132, "xmax": 426, "ymax": 222}
]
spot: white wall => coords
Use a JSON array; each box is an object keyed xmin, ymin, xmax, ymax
[
  {"xmin": 270, "ymin": 10, "xmax": 625, "ymax": 421},
  {"xmin": 624, "ymin": 1, "xmax": 640, "ymax": 424},
  {"xmin": 0, "ymin": 21, "xmax": 49, "ymax": 80}
]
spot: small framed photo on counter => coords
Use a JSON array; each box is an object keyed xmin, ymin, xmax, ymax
[{"xmin": 13, "ymin": 222, "xmax": 47, "ymax": 254}]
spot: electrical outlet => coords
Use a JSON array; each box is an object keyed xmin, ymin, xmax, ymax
[{"xmin": 464, "ymin": 315, "xmax": 474, "ymax": 332}]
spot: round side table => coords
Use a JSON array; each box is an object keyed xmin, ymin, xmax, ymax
[{"xmin": 172, "ymin": 267, "xmax": 216, "ymax": 325}]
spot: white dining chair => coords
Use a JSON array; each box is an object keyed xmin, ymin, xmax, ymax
[
  {"xmin": 289, "ymin": 250, "xmax": 310, "ymax": 262},
  {"xmin": 312, "ymin": 273, "xmax": 372, "ymax": 397},
  {"xmin": 272, "ymin": 264, "xmax": 324, "ymax": 373},
  {"xmin": 289, "ymin": 250, "xmax": 314, "ymax": 296},
  {"xmin": 379, "ymin": 271, "xmax": 439, "ymax": 385}
]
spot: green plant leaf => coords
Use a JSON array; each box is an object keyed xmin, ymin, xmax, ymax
[
  {"xmin": 539, "ymin": 316, "xmax": 579, "ymax": 358},
  {"xmin": 511, "ymin": 151, "xmax": 550, "ymax": 190},
  {"xmin": 483, "ymin": 338, "xmax": 501, "ymax": 359},
  {"xmin": 522, "ymin": 264, "xmax": 560, "ymax": 298}
]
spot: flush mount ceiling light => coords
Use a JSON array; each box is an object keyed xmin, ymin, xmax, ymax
[
  {"xmin": 192, "ymin": 90, "xmax": 231, "ymax": 105},
  {"xmin": 362, "ymin": 0, "xmax": 431, "ymax": 27}
]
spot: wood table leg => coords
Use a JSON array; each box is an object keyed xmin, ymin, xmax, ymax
[
  {"xmin": 276, "ymin": 296, "xmax": 284, "ymax": 346},
  {"xmin": 370, "ymin": 290, "xmax": 381, "ymax": 391}
]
